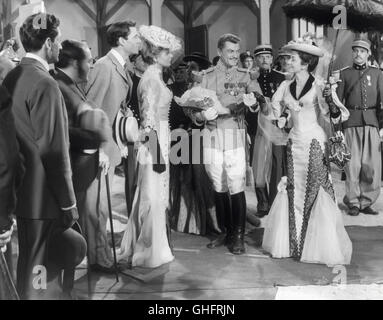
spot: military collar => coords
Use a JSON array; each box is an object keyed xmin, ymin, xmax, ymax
[
  {"xmin": 353, "ymin": 63, "xmax": 367, "ymax": 70},
  {"xmin": 215, "ymin": 60, "xmax": 236, "ymax": 73},
  {"xmin": 260, "ymin": 68, "xmax": 271, "ymax": 75}
]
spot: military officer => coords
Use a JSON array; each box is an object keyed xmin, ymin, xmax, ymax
[
  {"xmin": 336, "ymin": 37, "xmax": 383, "ymax": 216},
  {"xmin": 188, "ymin": 34, "xmax": 266, "ymax": 255},
  {"xmin": 251, "ymin": 44, "xmax": 286, "ymax": 217}
]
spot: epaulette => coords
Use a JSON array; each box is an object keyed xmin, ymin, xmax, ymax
[
  {"xmin": 237, "ymin": 67, "xmax": 248, "ymax": 73},
  {"xmin": 334, "ymin": 66, "xmax": 351, "ymax": 73},
  {"xmin": 272, "ymin": 69, "xmax": 285, "ymax": 75}
]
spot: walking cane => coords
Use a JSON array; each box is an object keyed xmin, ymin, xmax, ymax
[
  {"xmin": 105, "ymin": 172, "xmax": 120, "ymax": 283},
  {"xmin": 0, "ymin": 251, "xmax": 19, "ymax": 300}
]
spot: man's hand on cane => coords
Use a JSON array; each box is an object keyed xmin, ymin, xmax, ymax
[
  {"xmin": 0, "ymin": 226, "xmax": 14, "ymax": 253},
  {"xmin": 99, "ymin": 149, "xmax": 110, "ymax": 176}
]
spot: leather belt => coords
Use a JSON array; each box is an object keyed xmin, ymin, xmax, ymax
[{"xmin": 348, "ymin": 106, "xmax": 376, "ymax": 111}]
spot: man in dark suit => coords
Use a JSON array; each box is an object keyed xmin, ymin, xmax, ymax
[
  {"xmin": 86, "ymin": 21, "xmax": 141, "ymax": 273},
  {"xmin": 52, "ymin": 40, "xmax": 106, "ymax": 299},
  {"xmin": 336, "ymin": 37, "xmax": 383, "ymax": 217},
  {"xmin": 0, "ymin": 85, "xmax": 22, "ymax": 300},
  {"xmin": 3, "ymin": 13, "xmax": 79, "ymax": 300},
  {"xmin": 252, "ymin": 44, "xmax": 286, "ymax": 217}
]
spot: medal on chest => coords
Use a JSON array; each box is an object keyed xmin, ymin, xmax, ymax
[{"xmin": 366, "ymin": 75, "xmax": 372, "ymax": 86}]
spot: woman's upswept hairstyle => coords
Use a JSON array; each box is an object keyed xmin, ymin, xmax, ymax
[{"xmin": 140, "ymin": 38, "xmax": 168, "ymax": 65}]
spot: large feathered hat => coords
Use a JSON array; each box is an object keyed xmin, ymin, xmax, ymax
[
  {"xmin": 139, "ymin": 25, "xmax": 182, "ymax": 52},
  {"xmin": 283, "ymin": 35, "xmax": 324, "ymax": 57}
]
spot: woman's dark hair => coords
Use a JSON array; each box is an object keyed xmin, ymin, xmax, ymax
[
  {"xmin": 56, "ymin": 40, "xmax": 88, "ymax": 69},
  {"xmin": 107, "ymin": 21, "xmax": 136, "ymax": 48},
  {"xmin": 212, "ymin": 56, "xmax": 220, "ymax": 66},
  {"xmin": 296, "ymin": 50, "xmax": 319, "ymax": 73},
  {"xmin": 19, "ymin": 13, "xmax": 60, "ymax": 52}
]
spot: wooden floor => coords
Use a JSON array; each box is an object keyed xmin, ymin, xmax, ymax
[
  {"xmin": 7, "ymin": 166, "xmax": 383, "ymax": 300},
  {"xmin": 70, "ymin": 167, "xmax": 383, "ymax": 300}
]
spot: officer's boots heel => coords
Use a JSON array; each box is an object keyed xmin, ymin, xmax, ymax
[
  {"xmin": 230, "ymin": 192, "xmax": 247, "ymax": 255},
  {"xmin": 208, "ymin": 192, "xmax": 232, "ymax": 249}
]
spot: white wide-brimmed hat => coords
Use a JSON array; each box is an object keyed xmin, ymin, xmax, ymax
[
  {"xmin": 283, "ymin": 38, "xmax": 324, "ymax": 57},
  {"xmin": 139, "ymin": 25, "xmax": 182, "ymax": 52}
]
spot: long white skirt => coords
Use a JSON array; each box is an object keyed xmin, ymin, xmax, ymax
[{"xmin": 263, "ymin": 184, "xmax": 352, "ymax": 265}]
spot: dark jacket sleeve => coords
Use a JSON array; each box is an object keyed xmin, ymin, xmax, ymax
[
  {"xmin": 69, "ymin": 127, "xmax": 101, "ymax": 151},
  {"xmin": 377, "ymin": 70, "xmax": 383, "ymax": 129},
  {"xmin": 0, "ymin": 87, "xmax": 21, "ymax": 231},
  {"xmin": 336, "ymin": 71, "xmax": 346, "ymax": 104},
  {"xmin": 29, "ymin": 78, "xmax": 76, "ymax": 210}
]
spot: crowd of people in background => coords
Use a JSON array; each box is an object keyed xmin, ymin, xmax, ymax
[{"xmin": 1, "ymin": 11, "xmax": 383, "ymax": 300}]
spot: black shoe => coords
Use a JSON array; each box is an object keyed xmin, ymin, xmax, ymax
[
  {"xmin": 348, "ymin": 207, "xmax": 360, "ymax": 217},
  {"xmin": 230, "ymin": 230, "xmax": 246, "ymax": 255},
  {"xmin": 361, "ymin": 207, "xmax": 379, "ymax": 215},
  {"xmin": 90, "ymin": 264, "xmax": 120, "ymax": 274},
  {"xmin": 207, "ymin": 233, "xmax": 232, "ymax": 249}
]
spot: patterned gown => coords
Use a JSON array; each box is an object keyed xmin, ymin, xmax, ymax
[
  {"xmin": 262, "ymin": 75, "xmax": 352, "ymax": 265},
  {"xmin": 118, "ymin": 65, "xmax": 174, "ymax": 268}
]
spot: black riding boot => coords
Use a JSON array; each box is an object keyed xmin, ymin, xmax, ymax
[
  {"xmin": 255, "ymin": 187, "xmax": 269, "ymax": 217},
  {"xmin": 230, "ymin": 192, "xmax": 247, "ymax": 255},
  {"xmin": 207, "ymin": 192, "xmax": 232, "ymax": 249}
]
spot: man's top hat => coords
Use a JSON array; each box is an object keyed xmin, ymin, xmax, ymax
[
  {"xmin": 254, "ymin": 44, "xmax": 273, "ymax": 57},
  {"xmin": 48, "ymin": 223, "xmax": 87, "ymax": 270},
  {"xmin": 183, "ymin": 52, "xmax": 212, "ymax": 70}
]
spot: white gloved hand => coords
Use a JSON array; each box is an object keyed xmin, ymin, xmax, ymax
[
  {"xmin": 0, "ymin": 226, "xmax": 13, "ymax": 252},
  {"xmin": 99, "ymin": 150, "xmax": 110, "ymax": 176},
  {"xmin": 201, "ymin": 107, "xmax": 219, "ymax": 121},
  {"xmin": 120, "ymin": 146, "xmax": 129, "ymax": 159},
  {"xmin": 243, "ymin": 93, "xmax": 258, "ymax": 108},
  {"xmin": 277, "ymin": 117, "xmax": 287, "ymax": 129}
]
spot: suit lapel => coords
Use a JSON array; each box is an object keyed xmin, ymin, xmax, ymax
[
  {"xmin": 107, "ymin": 52, "xmax": 129, "ymax": 83},
  {"xmin": 55, "ymin": 69, "xmax": 86, "ymax": 101}
]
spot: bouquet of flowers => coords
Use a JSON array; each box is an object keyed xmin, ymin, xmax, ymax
[{"xmin": 174, "ymin": 87, "xmax": 231, "ymax": 115}]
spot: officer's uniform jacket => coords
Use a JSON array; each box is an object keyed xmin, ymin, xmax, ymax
[
  {"xmin": 336, "ymin": 63, "xmax": 383, "ymax": 129},
  {"xmin": 194, "ymin": 60, "xmax": 262, "ymax": 131}
]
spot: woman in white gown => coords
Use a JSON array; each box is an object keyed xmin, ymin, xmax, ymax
[
  {"xmin": 118, "ymin": 26, "xmax": 181, "ymax": 268},
  {"xmin": 262, "ymin": 40, "xmax": 353, "ymax": 265}
]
